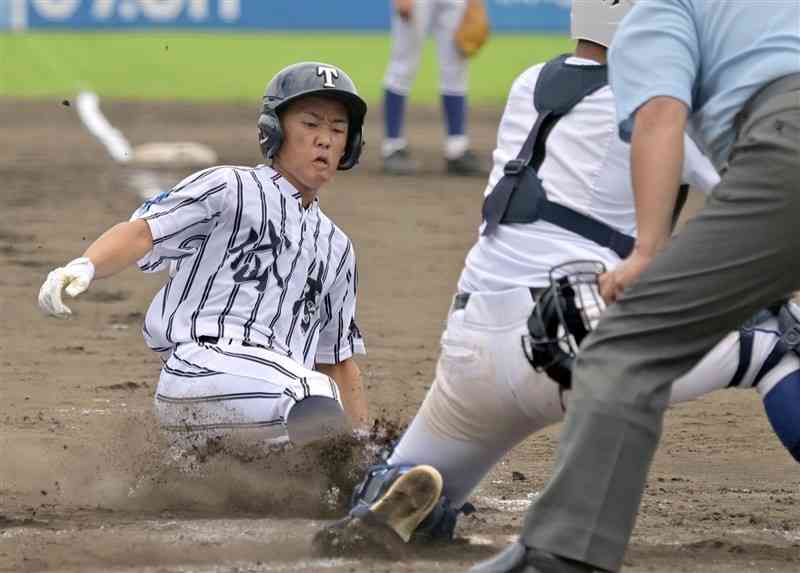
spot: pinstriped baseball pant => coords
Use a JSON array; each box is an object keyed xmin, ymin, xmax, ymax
[{"xmin": 522, "ymin": 82, "xmax": 800, "ymax": 572}]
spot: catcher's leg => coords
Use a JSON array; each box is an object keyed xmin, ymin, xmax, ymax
[
  {"xmin": 763, "ymin": 369, "xmax": 800, "ymax": 462},
  {"xmin": 312, "ymin": 288, "xmax": 565, "ymax": 556},
  {"xmin": 664, "ymin": 303, "xmax": 800, "ymax": 463},
  {"xmin": 752, "ymin": 303, "xmax": 800, "ymax": 462}
]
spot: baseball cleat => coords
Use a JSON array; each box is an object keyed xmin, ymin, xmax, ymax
[
  {"xmin": 382, "ymin": 148, "xmax": 419, "ymax": 176},
  {"xmin": 446, "ymin": 149, "xmax": 488, "ymax": 177},
  {"xmin": 311, "ymin": 464, "xmax": 444, "ymax": 557},
  {"xmin": 368, "ymin": 464, "xmax": 444, "ymax": 542}
]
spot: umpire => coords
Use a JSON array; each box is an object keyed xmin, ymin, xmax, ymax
[{"xmin": 471, "ymin": 1, "xmax": 800, "ymax": 573}]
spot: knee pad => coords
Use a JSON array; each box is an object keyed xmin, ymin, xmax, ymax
[
  {"xmin": 350, "ymin": 463, "xmax": 474, "ymax": 542},
  {"xmin": 285, "ymin": 396, "xmax": 349, "ymax": 446},
  {"xmin": 763, "ymin": 370, "xmax": 800, "ymax": 463},
  {"xmin": 731, "ymin": 301, "xmax": 798, "ymax": 389}
]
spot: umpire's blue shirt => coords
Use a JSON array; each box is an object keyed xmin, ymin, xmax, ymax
[{"xmin": 609, "ymin": 0, "xmax": 800, "ymax": 170}]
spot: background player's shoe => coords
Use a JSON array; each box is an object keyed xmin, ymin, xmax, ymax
[
  {"xmin": 311, "ymin": 465, "xmax": 444, "ymax": 557},
  {"xmin": 382, "ymin": 148, "xmax": 419, "ymax": 175},
  {"xmin": 468, "ymin": 540, "xmax": 595, "ymax": 573},
  {"xmin": 446, "ymin": 149, "xmax": 488, "ymax": 177}
]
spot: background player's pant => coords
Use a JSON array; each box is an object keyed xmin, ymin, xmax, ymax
[
  {"xmin": 388, "ymin": 289, "xmax": 795, "ymax": 508},
  {"xmin": 154, "ymin": 340, "xmax": 344, "ymax": 452},
  {"xmin": 383, "ymin": 0, "xmax": 468, "ymax": 96},
  {"xmin": 521, "ymin": 81, "xmax": 800, "ymax": 572}
]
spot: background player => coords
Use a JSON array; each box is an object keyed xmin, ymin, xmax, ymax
[
  {"xmin": 312, "ymin": 0, "xmax": 800, "ymax": 556},
  {"xmin": 382, "ymin": 0, "xmax": 486, "ymax": 176},
  {"xmin": 38, "ymin": 62, "xmax": 369, "ymax": 454}
]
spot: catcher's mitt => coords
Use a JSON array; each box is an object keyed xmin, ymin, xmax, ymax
[{"xmin": 454, "ymin": 0, "xmax": 490, "ymax": 58}]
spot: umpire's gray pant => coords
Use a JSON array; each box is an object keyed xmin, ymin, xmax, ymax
[{"xmin": 521, "ymin": 76, "xmax": 800, "ymax": 572}]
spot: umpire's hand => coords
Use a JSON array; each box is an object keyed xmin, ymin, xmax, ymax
[{"xmin": 599, "ymin": 247, "xmax": 655, "ymax": 304}]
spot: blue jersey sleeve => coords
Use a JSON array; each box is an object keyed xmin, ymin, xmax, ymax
[{"xmin": 609, "ymin": 0, "xmax": 700, "ymax": 142}]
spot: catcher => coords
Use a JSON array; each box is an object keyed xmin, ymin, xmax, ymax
[
  {"xmin": 38, "ymin": 62, "xmax": 369, "ymax": 454},
  {"xmin": 312, "ymin": 0, "xmax": 800, "ymax": 559}
]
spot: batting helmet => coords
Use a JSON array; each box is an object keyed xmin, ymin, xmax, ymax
[
  {"xmin": 570, "ymin": 0, "xmax": 635, "ymax": 48},
  {"xmin": 257, "ymin": 62, "xmax": 368, "ymax": 170},
  {"xmin": 523, "ymin": 261, "xmax": 607, "ymax": 388}
]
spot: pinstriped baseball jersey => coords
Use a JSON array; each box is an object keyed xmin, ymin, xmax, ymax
[{"xmin": 130, "ymin": 164, "xmax": 364, "ymax": 369}]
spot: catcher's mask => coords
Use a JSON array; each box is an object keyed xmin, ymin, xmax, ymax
[
  {"xmin": 257, "ymin": 62, "xmax": 367, "ymax": 170},
  {"xmin": 522, "ymin": 260, "xmax": 607, "ymax": 388}
]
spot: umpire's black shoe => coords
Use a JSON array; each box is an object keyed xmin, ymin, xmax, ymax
[
  {"xmin": 468, "ymin": 540, "xmax": 596, "ymax": 573},
  {"xmin": 446, "ymin": 149, "xmax": 489, "ymax": 177}
]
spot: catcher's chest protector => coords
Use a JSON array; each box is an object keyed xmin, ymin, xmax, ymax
[{"xmin": 481, "ymin": 55, "xmax": 635, "ymax": 259}]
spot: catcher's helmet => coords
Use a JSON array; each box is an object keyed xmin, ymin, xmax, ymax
[
  {"xmin": 257, "ymin": 62, "xmax": 367, "ymax": 170},
  {"xmin": 571, "ymin": 0, "xmax": 635, "ymax": 48},
  {"xmin": 523, "ymin": 261, "xmax": 607, "ymax": 388}
]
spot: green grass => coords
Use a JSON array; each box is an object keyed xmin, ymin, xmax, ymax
[{"xmin": 0, "ymin": 32, "xmax": 571, "ymax": 105}]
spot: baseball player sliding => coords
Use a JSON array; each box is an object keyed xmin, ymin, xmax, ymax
[
  {"xmin": 313, "ymin": 0, "xmax": 800, "ymax": 559},
  {"xmin": 38, "ymin": 62, "xmax": 369, "ymax": 453}
]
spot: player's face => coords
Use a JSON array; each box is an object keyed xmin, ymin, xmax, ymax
[{"xmin": 274, "ymin": 96, "xmax": 349, "ymax": 195}]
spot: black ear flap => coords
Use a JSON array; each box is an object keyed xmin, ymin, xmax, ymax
[
  {"xmin": 257, "ymin": 111, "xmax": 283, "ymax": 160},
  {"xmin": 338, "ymin": 126, "xmax": 365, "ymax": 171}
]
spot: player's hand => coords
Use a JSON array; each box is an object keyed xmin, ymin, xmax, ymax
[
  {"xmin": 394, "ymin": 0, "xmax": 413, "ymax": 20},
  {"xmin": 599, "ymin": 247, "xmax": 655, "ymax": 304},
  {"xmin": 38, "ymin": 257, "xmax": 96, "ymax": 318}
]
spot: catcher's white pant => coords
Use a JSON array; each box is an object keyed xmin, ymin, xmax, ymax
[
  {"xmin": 384, "ymin": 0, "xmax": 468, "ymax": 96},
  {"xmin": 389, "ymin": 287, "xmax": 799, "ymax": 507},
  {"xmin": 154, "ymin": 340, "xmax": 342, "ymax": 451}
]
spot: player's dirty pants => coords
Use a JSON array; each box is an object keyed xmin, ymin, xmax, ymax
[
  {"xmin": 390, "ymin": 287, "xmax": 565, "ymax": 506},
  {"xmin": 154, "ymin": 340, "xmax": 345, "ymax": 452},
  {"xmin": 387, "ymin": 287, "xmax": 789, "ymax": 508},
  {"xmin": 521, "ymin": 78, "xmax": 800, "ymax": 572}
]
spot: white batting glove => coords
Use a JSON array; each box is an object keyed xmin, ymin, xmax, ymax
[{"xmin": 38, "ymin": 257, "xmax": 96, "ymax": 318}]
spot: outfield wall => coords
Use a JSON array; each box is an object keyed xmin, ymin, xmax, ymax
[{"xmin": 2, "ymin": 0, "xmax": 570, "ymax": 32}]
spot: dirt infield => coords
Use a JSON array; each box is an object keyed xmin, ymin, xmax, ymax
[{"xmin": 1, "ymin": 97, "xmax": 798, "ymax": 572}]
